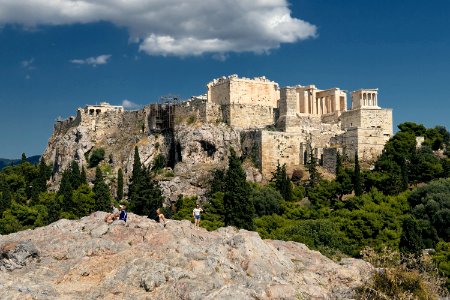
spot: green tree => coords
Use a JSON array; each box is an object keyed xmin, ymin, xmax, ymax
[
  {"xmin": 128, "ymin": 146, "xmax": 143, "ymax": 203},
  {"xmin": 117, "ymin": 168, "xmax": 123, "ymax": 200},
  {"xmin": 354, "ymin": 152, "xmax": 362, "ymax": 196},
  {"xmin": 21, "ymin": 153, "xmax": 27, "ymax": 164},
  {"xmin": 58, "ymin": 168, "xmax": 75, "ymax": 214},
  {"xmin": 80, "ymin": 166, "xmax": 87, "ymax": 185},
  {"xmin": 271, "ymin": 162, "xmax": 293, "ymax": 201},
  {"xmin": 128, "ymin": 147, "xmax": 164, "ymax": 218},
  {"xmin": 93, "ymin": 166, "xmax": 111, "ymax": 212},
  {"xmin": 335, "ymin": 151, "xmax": 353, "ymax": 200},
  {"xmin": 72, "ymin": 184, "xmax": 95, "ymax": 217},
  {"xmin": 223, "ymin": 148, "xmax": 254, "ymax": 230},
  {"xmin": 250, "ymin": 183, "xmax": 283, "ymax": 217},
  {"xmin": 399, "ymin": 216, "xmax": 425, "ymax": 255},
  {"xmin": 306, "ymin": 149, "xmax": 321, "ymax": 188},
  {"xmin": 31, "ymin": 158, "xmax": 51, "ymax": 203},
  {"xmin": 89, "ymin": 148, "xmax": 105, "ymax": 168}
]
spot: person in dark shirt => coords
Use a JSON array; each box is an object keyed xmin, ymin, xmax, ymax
[{"xmin": 119, "ymin": 204, "xmax": 127, "ymax": 222}]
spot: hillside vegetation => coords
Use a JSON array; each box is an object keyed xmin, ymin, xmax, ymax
[{"xmin": 1, "ymin": 122, "xmax": 449, "ymax": 298}]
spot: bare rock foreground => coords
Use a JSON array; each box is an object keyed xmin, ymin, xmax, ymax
[{"xmin": 0, "ymin": 213, "xmax": 373, "ymax": 299}]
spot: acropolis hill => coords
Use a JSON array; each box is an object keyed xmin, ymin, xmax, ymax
[{"xmin": 43, "ymin": 75, "xmax": 393, "ymax": 201}]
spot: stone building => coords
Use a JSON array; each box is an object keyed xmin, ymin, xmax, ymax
[{"xmin": 203, "ymin": 75, "xmax": 393, "ymax": 177}]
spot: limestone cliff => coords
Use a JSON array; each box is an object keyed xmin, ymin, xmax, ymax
[
  {"xmin": 0, "ymin": 213, "xmax": 373, "ymax": 299},
  {"xmin": 42, "ymin": 106, "xmax": 257, "ymax": 203}
]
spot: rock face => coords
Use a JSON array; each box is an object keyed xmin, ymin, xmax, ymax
[
  {"xmin": 0, "ymin": 214, "xmax": 373, "ymax": 299},
  {"xmin": 42, "ymin": 107, "xmax": 259, "ymax": 202}
]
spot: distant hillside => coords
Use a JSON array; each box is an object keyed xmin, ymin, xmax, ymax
[{"xmin": 0, "ymin": 155, "xmax": 40, "ymax": 169}]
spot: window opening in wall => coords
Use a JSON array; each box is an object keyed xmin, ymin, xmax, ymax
[{"xmin": 96, "ymin": 109, "xmax": 101, "ymax": 115}]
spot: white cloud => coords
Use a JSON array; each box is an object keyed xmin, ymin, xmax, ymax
[
  {"xmin": 121, "ymin": 99, "xmax": 141, "ymax": 110},
  {"xmin": 70, "ymin": 54, "xmax": 111, "ymax": 66},
  {"xmin": 0, "ymin": 0, "xmax": 317, "ymax": 56},
  {"xmin": 21, "ymin": 58, "xmax": 34, "ymax": 69}
]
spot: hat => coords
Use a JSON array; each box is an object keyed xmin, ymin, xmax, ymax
[{"xmin": 119, "ymin": 204, "xmax": 125, "ymax": 209}]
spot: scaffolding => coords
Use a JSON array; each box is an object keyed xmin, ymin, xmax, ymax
[{"xmin": 148, "ymin": 94, "xmax": 180, "ymax": 132}]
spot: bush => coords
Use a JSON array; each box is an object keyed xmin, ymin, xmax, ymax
[
  {"xmin": 89, "ymin": 148, "xmax": 105, "ymax": 168},
  {"xmin": 358, "ymin": 247, "xmax": 449, "ymax": 299}
]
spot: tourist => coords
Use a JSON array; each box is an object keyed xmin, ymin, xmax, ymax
[
  {"xmin": 156, "ymin": 208, "xmax": 167, "ymax": 227},
  {"xmin": 192, "ymin": 204, "xmax": 203, "ymax": 230},
  {"xmin": 119, "ymin": 204, "xmax": 127, "ymax": 222},
  {"xmin": 104, "ymin": 203, "xmax": 120, "ymax": 223}
]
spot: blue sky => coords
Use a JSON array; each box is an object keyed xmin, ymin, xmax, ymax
[{"xmin": 1, "ymin": 0, "xmax": 450, "ymax": 159}]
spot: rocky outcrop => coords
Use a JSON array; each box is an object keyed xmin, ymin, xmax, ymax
[
  {"xmin": 0, "ymin": 213, "xmax": 373, "ymax": 299},
  {"xmin": 42, "ymin": 107, "xmax": 261, "ymax": 203}
]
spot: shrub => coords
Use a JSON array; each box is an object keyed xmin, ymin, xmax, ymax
[
  {"xmin": 357, "ymin": 247, "xmax": 449, "ymax": 299},
  {"xmin": 89, "ymin": 148, "xmax": 105, "ymax": 168}
]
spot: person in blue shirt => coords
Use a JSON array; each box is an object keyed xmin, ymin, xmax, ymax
[{"xmin": 119, "ymin": 204, "xmax": 127, "ymax": 222}]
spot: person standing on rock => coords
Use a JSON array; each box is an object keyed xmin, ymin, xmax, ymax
[
  {"xmin": 119, "ymin": 204, "xmax": 127, "ymax": 223},
  {"xmin": 193, "ymin": 204, "xmax": 203, "ymax": 230},
  {"xmin": 156, "ymin": 208, "xmax": 167, "ymax": 227}
]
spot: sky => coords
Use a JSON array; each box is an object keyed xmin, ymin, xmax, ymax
[{"xmin": 1, "ymin": 0, "xmax": 450, "ymax": 159}]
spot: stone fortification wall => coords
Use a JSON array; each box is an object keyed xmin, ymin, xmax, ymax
[
  {"xmin": 322, "ymin": 148, "xmax": 340, "ymax": 174},
  {"xmin": 334, "ymin": 127, "xmax": 389, "ymax": 161},
  {"xmin": 225, "ymin": 104, "xmax": 275, "ymax": 129},
  {"xmin": 260, "ymin": 131, "xmax": 306, "ymax": 178},
  {"xmin": 341, "ymin": 108, "xmax": 393, "ymax": 135},
  {"xmin": 53, "ymin": 111, "xmax": 81, "ymax": 135},
  {"xmin": 174, "ymin": 99, "xmax": 222, "ymax": 124},
  {"xmin": 208, "ymin": 75, "xmax": 279, "ymax": 108}
]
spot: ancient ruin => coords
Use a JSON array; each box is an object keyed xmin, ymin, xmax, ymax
[
  {"xmin": 43, "ymin": 74, "xmax": 393, "ymax": 199},
  {"xmin": 172, "ymin": 75, "xmax": 393, "ymax": 177}
]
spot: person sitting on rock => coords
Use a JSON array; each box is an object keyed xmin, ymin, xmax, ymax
[
  {"xmin": 104, "ymin": 203, "xmax": 120, "ymax": 223},
  {"xmin": 119, "ymin": 204, "xmax": 127, "ymax": 223},
  {"xmin": 156, "ymin": 208, "xmax": 167, "ymax": 227}
]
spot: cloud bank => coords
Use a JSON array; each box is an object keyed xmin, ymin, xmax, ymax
[
  {"xmin": 0, "ymin": 0, "xmax": 317, "ymax": 56},
  {"xmin": 70, "ymin": 54, "xmax": 111, "ymax": 66},
  {"xmin": 121, "ymin": 100, "xmax": 141, "ymax": 110}
]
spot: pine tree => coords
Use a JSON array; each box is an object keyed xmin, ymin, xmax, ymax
[
  {"xmin": 354, "ymin": 152, "xmax": 362, "ymax": 196},
  {"xmin": 117, "ymin": 168, "xmax": 123, "ymax": 200},
  {"xmin": 93, "ymin": 166, "xmax": 111, "ymax": 212},
  {"xmin": 31, "ymin": 158, "xmax": 51, "ymax": 204},
  {"xmin": 223, "ymin": 148, "xmax": 254, "ymax": 230}
]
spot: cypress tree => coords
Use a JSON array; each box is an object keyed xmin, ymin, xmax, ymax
[
  {"xmin": 58, "ymin": 168, "xmax": 74, "ymax": 214},
  {"xmin": 21, "ymin": 153, "xmax": 27, "ymax": 164},
  {"xmin": 93, "ymin": 166, "xmax": 111, "ymax": 212},
  {"xmin": 117, "ymin": 168, "xmax": 123, "ymax": 200},
  {"xmin": 354, "ymin": 152, "xmax": 362, "ymax": 196},
  {"xmin": 133, "ymin": 167, "xmax": 164, "ymax": 219},
  {"xmin": 80, "ymin": 166, "xmax": 87, "ymax": 185},
  {"xmin": 223, "ymin": 148, "xmax": 254, "ymax": 230},
  {"xmin": 129, "ymin": 146, "xmax": 143, "ymax": 203},
  {"xmin": 307, "ymin": 148, "xmax": 321, "ymax": 188},
  {"xmin": 69, "ymin": 161, "xmax": 82, "ymax": 190},
  {"xmin": 271, "ymin": 162, "xmax": 292, "ymax": 201}
]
